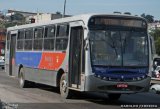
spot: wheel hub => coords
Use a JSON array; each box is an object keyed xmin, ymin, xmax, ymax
[
  {"xmin": 61, "ymin": 80, "xmax": 67, "ymax": 93},
  {"xmin": 20, "ymin": 73, "xmax": 24, "ymax": 85}
]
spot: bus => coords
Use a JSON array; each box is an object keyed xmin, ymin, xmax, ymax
[{"xmin": 5, "ymin": 14, "xmax": 152, "ymax": 100}]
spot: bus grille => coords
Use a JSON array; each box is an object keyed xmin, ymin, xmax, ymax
[{"xmin": 94, "ymin": 74, "xmax": 147, "ymax": 82}]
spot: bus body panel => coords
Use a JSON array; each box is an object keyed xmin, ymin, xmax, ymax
[
  {"xmin": 85, "ymin": 75, "xmax": 151, "ymax": 93},
  {"xmin": 22, "ymin": 67, "xmax": 57, "ymax": 86},
  {"xmin": 15, "ymin": 51, "xmax": 66, "ymax": 70},
  {"xmin": 15, "ymin": 51, "xmax": 67, "ymax": 87}
]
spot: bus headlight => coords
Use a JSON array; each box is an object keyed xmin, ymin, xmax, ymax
[
  {"xmin": 98, "ymin": 75, "xmax": 101, "ymax": 78},
  {"xmin": 103, "ymin": 77, "xmax": 106, "ymax": 80},
  {"xmin": 137, "ymin": 77, "xmax": 141, "ymax": 81}
]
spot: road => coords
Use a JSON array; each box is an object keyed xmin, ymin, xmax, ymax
[{"xmin": 0, "ymin": 70, "xmax": 160, "ymax": 109}]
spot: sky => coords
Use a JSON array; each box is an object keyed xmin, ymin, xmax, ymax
[{"xmin": 0, "ymin": 0, "xmax": 160, "ymax": 20}]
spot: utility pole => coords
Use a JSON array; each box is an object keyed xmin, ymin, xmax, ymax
[{"xmin": 62, "ymin": 0, "xmax": 66, "ymax": 18}]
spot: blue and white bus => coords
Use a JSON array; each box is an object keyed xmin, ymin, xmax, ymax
[{"xmin": 5, "ymin": 14, "xmax": 152, "ymax": 100}]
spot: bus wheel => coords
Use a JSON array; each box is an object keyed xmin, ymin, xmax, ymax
[
  {"xmin": 108, "ymin": 93, "xmax": 121, "ymax": 100},
  {"xmin": 19, "ymin": 68, "xmax": 29, "ymax": 88},
  {"xmin": 60, "ymin": 73, "xmax": 72, "ymax": 99}
]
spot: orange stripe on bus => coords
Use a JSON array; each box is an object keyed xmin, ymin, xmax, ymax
[{"xmin": 38, "ymin": 52, "xmax": 66, "ymax": 70}]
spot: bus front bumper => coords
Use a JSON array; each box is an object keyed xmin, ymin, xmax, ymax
[{"xmin": 84, "ymin": 75, "xmax": 151, "ymax": 94}]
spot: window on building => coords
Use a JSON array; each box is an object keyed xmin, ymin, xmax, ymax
[
  {"xmin": 56, "ymin": 24, "xmax": 69, "ymax": 50},
  {"xmin": 44, "ymin": 25, "xmax": 55, "ymax": 50}
]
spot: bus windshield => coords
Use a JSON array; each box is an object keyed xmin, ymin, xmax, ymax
[{"xmin": 89, "ymin": 29, "xmax": 148, "ymax": 67}]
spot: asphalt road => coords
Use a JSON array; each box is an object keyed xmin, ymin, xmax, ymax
[{"xmin": 0, "ymin": 70, "xmax": 160, "ymax": 109}]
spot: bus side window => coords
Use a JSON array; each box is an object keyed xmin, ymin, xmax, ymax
[
  {"xmin": 24, "ymin": 29, "xmax": 33, "ymax": 50},
  {"xmin": 33, "ymin": 27, "xmax": 44, "ymax": 50},
  {"xmin": 56, "ymin": 24, "xmax": 69, "ymax": 50},
  {"xmin": 44, "ymin": 25, "xmax": 55, "ymax": 50},
  {"xmin": 17, "ymin": 30, "xmax": 24, "ymax": 50}
]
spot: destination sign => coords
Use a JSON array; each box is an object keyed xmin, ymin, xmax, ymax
[{"xmin": 89, "ymin": 16, "xmax": 147, "ymax": 28}]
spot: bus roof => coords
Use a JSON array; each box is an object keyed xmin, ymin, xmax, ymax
[{"xmin": 7, "ymin": 13, "xmax": 146, "ymax": 31}]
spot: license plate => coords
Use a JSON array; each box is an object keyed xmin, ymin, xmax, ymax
[{"xmin": 117, "ymin": 83, "xmax": 128, "ymax": 88}]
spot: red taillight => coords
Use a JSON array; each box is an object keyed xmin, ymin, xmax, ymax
[
  {"xmin": 117, "ymin": 83, "xmax": 128, "ymax": 88},
  {"xmin": 156, "ymin": 74, "xmax": 160, "ymax": 78}
]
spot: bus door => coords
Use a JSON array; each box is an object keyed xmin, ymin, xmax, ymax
[
  {"xmin": 69, "ymin": 24, "xmax": 84, "ymax": 89},
  {"xmin": 9, "ymin": 31, "xmax": 17, "ymax": 76}
]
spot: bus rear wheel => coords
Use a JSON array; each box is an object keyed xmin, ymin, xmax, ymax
[
  {"xmin": 108, "ymin": 93, "xmax": 121, "ymax": 100},
  {"xmin": 60, "ymin": 73, "xmax": 72, "ymax": 99},
  {"xmin": 19, "ymin": 68, "xmax": 29, "ymax": 88}
]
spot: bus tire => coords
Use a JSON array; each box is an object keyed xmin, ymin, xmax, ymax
[
  {"xmin": 108, "ymin": 93, "xmax": 121, "ymax": 100},
  {"xmin": 19, "ymin": 68, "xmax": 29, "ymax": 88},
  {"xmin": 60, "ymin": 73, "xmax": 72, "ymax": 99}
]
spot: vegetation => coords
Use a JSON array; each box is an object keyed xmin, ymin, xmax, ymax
[
  {"xmin": 150, "ymin": 29, "xmax": 160, "ymax": 55},
  {"xmin": 141, "ymin": 13, "xmax": 154, "ymax": 23},
  {"xmin": 56, "ymin": 11, "xmax": 61, "ymax": 15},
  {"xmin": 0, "ymin": 21, "xmax": 5, "ymax": 29},
  {"xmin": 0, "ymin": 12, "xmax": 25, "ymax": 29},
  {"xmin": 10, "ymin": 13, "xmax": 25, "ymax": 22}
]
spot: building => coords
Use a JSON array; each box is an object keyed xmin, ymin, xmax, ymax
[
  {"xmin": 7, "ymin": 9, "xmax": 37, "ymax": 17},
  {"xmin": 0, "ymin": 29, "xmax": 5, "ymax": 41},
  {"xmin": 0, "ymin": 29, "xmax": 6, "ymax": 56},
  {"xmin": 6, "ymin": 9, "xmax": 71, "ymax": 23},
  {"xmin": 26, "ymin": 13, "xmax": 52, "ymax": 23},
  {"xmin": 26, "ymin": 13, "xmax": 71, "ymax": 23},
  {"xmin": 148, "ymin": 22, "xmax": 160, "ymax": 31}
]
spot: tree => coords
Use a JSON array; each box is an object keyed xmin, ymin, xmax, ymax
[
  {"xmin": 4, "ymin": 22, "xmax": 18, "ymax": 28},
  {"xmin": 150, "ymin": 29, "xmax": 160, "ymax": 55},
  {"xmin": 141, "ymin": 13, "xmax": 154, "ymax": 23},
  {"xmin": 155, "ymin": 38, "xmax": 160, "ymax": 55},
  {"xmin": 10, "ymin": 13, "xmax": 25, "ymax": 21},
  {"xmin": 124, "ymin": 12, "xmax": 131, "ymax": 15},
  {"xmin": 56, "ymin": 11, "xmax": 61, "ymax": 15},
  {"xmin": 145, "ymin": 15, "xmax": 154, "ymax": 23},
  {"xmin": 0, "ymin": 21, "xmax": 4, "ymax": 29}
]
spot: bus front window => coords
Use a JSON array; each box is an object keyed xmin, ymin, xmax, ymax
[{"xmin": 89, "ymin": 30, "xmax": 148, "ymax": 67}]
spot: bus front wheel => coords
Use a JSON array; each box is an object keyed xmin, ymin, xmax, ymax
[
  {"xmin": 19, "ymin": 68, "xmax": 29, "ymax": 88},
  {"xmin": 60, "ymin": 73, "xmax": 72, "ymax": 99}
]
